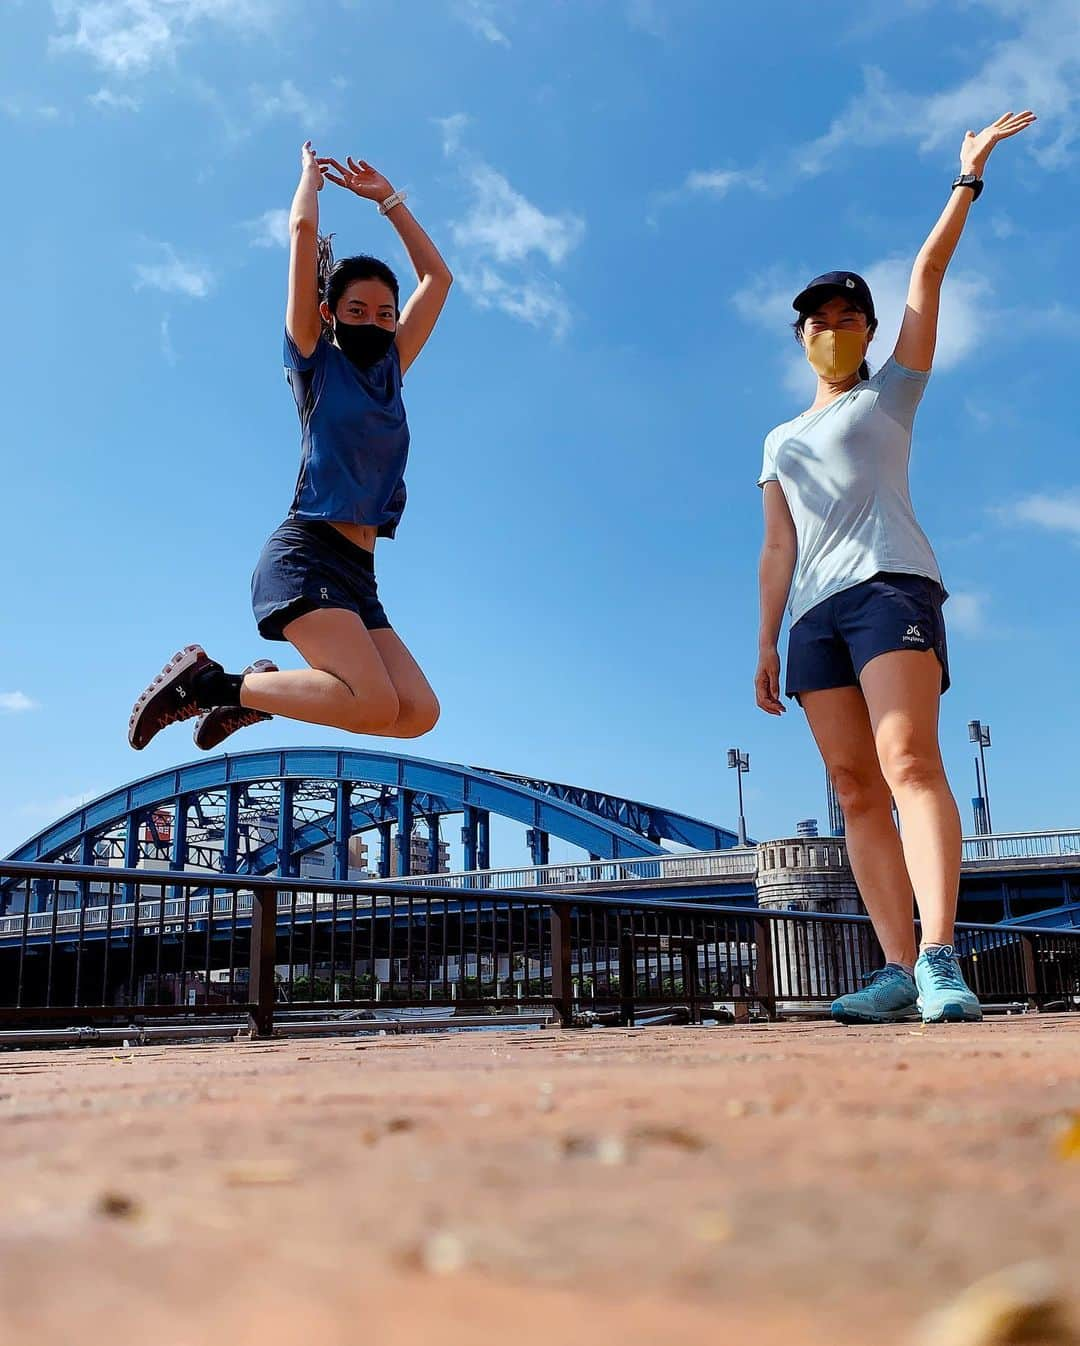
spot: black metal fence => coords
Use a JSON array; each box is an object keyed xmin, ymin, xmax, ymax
[{"xmin": 1, "ymin": 861, "xmax": 1078, "ymax": 1037}]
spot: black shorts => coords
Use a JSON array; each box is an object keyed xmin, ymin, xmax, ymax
[
  {"xmin": 786, "ymin": 571, "xmax": 949, "ymax": 699},
  {"xmin": 251, "ymin": 519, "xmax": 391, "ymax": 642}
]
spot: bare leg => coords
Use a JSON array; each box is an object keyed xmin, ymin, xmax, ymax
[
  {"xmin": 801, "ymin": 685, "xmax": 917, "ymax": 967},
  {"xmin": 859, "ymin": 648, "xmax": 960, "ymax": 948},
  {"xmin": 369, "ymin": 628, "xmax": 440, "ymax": 738},
  {"xmin": 239, "ymin": 608, "xmax": 400, "ymax": 734}
]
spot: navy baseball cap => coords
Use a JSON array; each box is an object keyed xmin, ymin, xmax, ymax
[{"xmin": 793, "ymin": 271, "xmax": 876, "ymax": 324}]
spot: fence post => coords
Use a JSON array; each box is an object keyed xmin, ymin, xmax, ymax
[
  {"xmin": 248, "ymin": 884, "xmax": 278, "ymax": 1038},
  {"xmin": 549, "ymin": 902, "xmax": 574, "ymax": 1027},
  {"xmin": 1019, "ymin": 933, "xmax": 1039, "ymax": 1008},
  {"xmin": 619, "ymin": 930, "xmax": 635, "ymax": 1027},
  {"xmin": 753, "ymin": 917, "xmax": 777, "ymax": 1021}
]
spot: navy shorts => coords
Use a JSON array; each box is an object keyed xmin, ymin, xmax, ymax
[
  {"xmin": 251, "ymin": 519, "xmax": 391, "ymax": 642},
  {"xmin": 786, "ymin": 571, "xmax": 949, "ymax": 699}
]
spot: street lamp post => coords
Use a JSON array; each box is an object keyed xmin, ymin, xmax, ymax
[
  {"xmin": 967, "ymin": 719, "xmax": 993, "ymax": 835},
  {"xmin": 727, "ymin": 748, "xmax": 750, "ymax": 847}
]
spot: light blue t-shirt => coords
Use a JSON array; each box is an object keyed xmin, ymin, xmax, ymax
[
  {"xmin": 758, "ymin": 357, "xmax": 944, "ymax": 626},
  {"xmin": 284, "ymin": 330, "xmax": 409, "ymax": 537}
]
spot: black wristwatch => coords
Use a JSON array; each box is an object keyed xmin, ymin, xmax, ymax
[{"xmin": 952, "ymin": 173, "xmax": 984, "ymax": 201}]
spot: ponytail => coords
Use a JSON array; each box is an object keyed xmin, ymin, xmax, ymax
[
  {"xmin": 858, "ymin": 359, "xmax": 870, "ymax": 382},
  {"xmin": 316, "ymin": 233, "xmax": 336, "ymax": 342}
]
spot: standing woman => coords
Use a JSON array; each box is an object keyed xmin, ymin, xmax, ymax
[
  {"xmin": 129, "ymin": 142, "xmax": 452, "ymax": 751},
  {"xmin": 754, "ymin": 112, "xmax": 1036, "ymax": 1025}
]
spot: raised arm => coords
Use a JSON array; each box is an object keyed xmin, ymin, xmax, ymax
[
  {"xmin": 894, "ymin": 110, "xmax": 1036, "ymax": 373},
  {"xmin": 755, "ymin": 483, "xmax": 797, "ymax": 717},
  {"xmin": 286, "ymin": 141, "xmax": 326, "ymax": 358},
  {"xmin": 319, "ymin": 155, "xmax": 453, "ymax": 376}
]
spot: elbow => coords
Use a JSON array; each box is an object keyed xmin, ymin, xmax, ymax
[
  {"xmin": 290, "ymin": 215, "xmax": 317, "ymax": 238},
  {"xmin": 915, "ymin": 251, "xmax": 947, "ymax": 280}
]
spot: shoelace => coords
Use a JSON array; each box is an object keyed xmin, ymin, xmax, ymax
[
  {"xmin": 921, "ymin": 946, "xmax": 964, "ymax": 990},
  {"xmin": 861, "ymin": 965, "xmax": 908, "ymax": 987}
]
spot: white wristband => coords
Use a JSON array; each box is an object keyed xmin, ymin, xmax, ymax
[{"xmin": 378, "ymin": 190, "xmax": 407, "ymax": 216}]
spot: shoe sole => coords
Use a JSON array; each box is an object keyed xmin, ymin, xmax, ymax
[
  {"xmin": 918, "ymin": 999, "xmax": 983, "ymax": 1024},
  {"xmin": 128, "ymin": 645, "xmax": 207, "ymax": 750},
  {"xmin": 831, "ymin": 1006, "xmax": 919, "ymax": 1025},
  {"xmin": 193, "ymin": 659, "xmax": 277, "ymax": 752}
]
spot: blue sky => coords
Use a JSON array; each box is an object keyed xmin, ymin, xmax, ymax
[{"xmin": 1, "ymin": 0, "xmax": 1078, "ymax": 861}]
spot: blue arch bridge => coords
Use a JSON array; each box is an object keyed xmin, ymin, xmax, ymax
[{"xmin": 3, "ymin": 747, "xmax": 1080, "ymax": 930}]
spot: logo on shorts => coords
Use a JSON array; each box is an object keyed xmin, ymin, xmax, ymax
[
  {"xmin": 903, "ymin": 624, "xmax": 924, "ymax": 643},
  {"xmin": 320, "ymin": 586, "xmax": 330, "ymax": 601}
]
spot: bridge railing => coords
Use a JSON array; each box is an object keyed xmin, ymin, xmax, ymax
[
  {"xmin": 1, "ymin": 860, "xmax": 1077, "ymax": 1038},
  {"xmin": 960, "ymin": 830, "xmax": 1080, "ymax": 862},
  {"xmin": 385, "ymin": 849, "xmax": 761, "ymax": 890},
  {"xmin": 386, "ymin": 829, "xmax": 1080, "ymax": 889}
]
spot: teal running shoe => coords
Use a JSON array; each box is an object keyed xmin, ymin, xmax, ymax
[
  {"xmin": 830, "ymin": 964, "xmax": 918, "ymax": 1025},
  {"xmin": 915, "ymin": 945, "xmax": 982, "ymax": 1023}
]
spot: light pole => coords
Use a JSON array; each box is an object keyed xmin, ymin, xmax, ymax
[
  {"xmin": 967, "ymin": 719, "xmax": 993, "ymax": 835},
  {"xmin": 727, "ymin": 748, "xmax": 750, "ymax": 847}
]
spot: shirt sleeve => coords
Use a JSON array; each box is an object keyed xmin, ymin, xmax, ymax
[
  {"xmin": 872, "ymin": 356, "xmax": 930, "ymax": 428},
  {"xmin": 283, "ymin": 328, "xmax": 326, "ymax": 373},
  {"xmin": 758, "ymin": 429, "xmax": 780, "ymax": 488}
]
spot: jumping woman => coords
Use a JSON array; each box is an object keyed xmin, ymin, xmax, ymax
[
  {"xmin": 129, "ymin": 141, "xmax": 452, "ymax": 752},
  {"xmin": 754, "ymin": 111, "xmax": 1036, "ymax": 1025}
]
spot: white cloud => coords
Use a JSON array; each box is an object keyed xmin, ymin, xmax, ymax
[
  {"xmin": 88, "ymin": 86, "xmax": 140, "ymax": 111},
  {"xmin": 947, "ymin": 591, "xmax": 988, "ymax": 637},
  {"xmin": 704, "ymin": 2, "xmax": 1076, "ymax": 194},
  {"xmin": 457, "ymin": 265, "xmax": 571, "ymax": 339},
  {"xmin": 436, "ymin": 112, "xmax": 469, "ymax": 157},
  {"xmin": 1008, "ymin": 492, "xmax": 1080, "ymax": 539},
  {"xmin": 134, "ymin": 244, "xmax": 214, "ymax": 299},
  {"xmin": 794, "ymin": 67, "xmax": 916, "ymax": 177},
  {"xmin": 50, "ymin": 0, "xmax": 281, "ymax": 76},
  {"xmin": 2, "ymin": 95, "xmax": 62, "ymax": 121},
  {"xmin": 990, "ymin": 213, "xmax": 1016, "ymax": 239},
  {"xmin": 441, "ymin": 124, "xmax": 584, "ymax": 338},
  {"xmin": 685, "ymin": 168, "xmax": 761, "ymax": 197},
  {"xmin": 160, "ymin": 314, "xmax": 176, "ymax": 365},
  {"xmin": 963, "ymin": 397, "xmax": 993, "ymax": 430},
  {"xmin": 249, "ymin": 78, "xmax": 328, "ymax": 127},
  {"xmin": 794, "ymin": 2, "xmax": 1079, "ymax": 177},
  {"xmin": 0, "ymin": 691, "xmax": 38, "ymax": 713},
  {"xmin": 452, "ymin": 163, "xmax": 585, "ymax": 267},
  {"xmin": 192, "ymin": 76, "xmax": 335, "ymax": 146},
  {"xmin": 245, "ymin": 207, "xmax": 290, "ymax": 249},
  {"xmin": 453, "ymin": 0, "xmax": 509, "ymax": 45}
]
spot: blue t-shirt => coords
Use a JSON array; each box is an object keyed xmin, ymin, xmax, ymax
[{"xmin": 284, "ymin": 330, "xmax": 410, "ymax": 537}]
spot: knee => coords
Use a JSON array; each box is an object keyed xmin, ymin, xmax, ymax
[
  {"xmin": 879, "ymin": 746, "xmax": 945, "ymax": 795},
  {"xmin": 342, "ymin": 685, "xmax": 400, "ymax": 734},
  {"xmin": 830, "ymin": 763, "xmax": 891, "ymax": 820},
  {"xmin": 390, "ymin": 692, "xmax": 441, "ymax": 739}
]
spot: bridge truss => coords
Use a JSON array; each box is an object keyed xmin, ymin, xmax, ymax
[{"xmin": 2, "ymin": 748, "xmax": 739, "ymax": 913}]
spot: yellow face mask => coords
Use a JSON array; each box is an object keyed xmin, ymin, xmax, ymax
[{"xmin": 805, "ymin": 328, "xmax": 866, "ymax": 381}]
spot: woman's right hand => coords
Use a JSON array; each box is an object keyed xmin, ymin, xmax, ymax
[
  {"xmin": 755, "ymin": 647, "xmax": 785, "ymax": 716},
  {"xmin": 300, "ymin": 140, "xmax": 325, "ymax": 190}
]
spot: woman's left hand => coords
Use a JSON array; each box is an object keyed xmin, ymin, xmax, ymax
[
  {"xmin": 960, "ymin": 109, "xmax": 1037, "ymax": 177},
  {"xmin": 317, "ymin": 155, "xmax": 396, "ymax": 203}
]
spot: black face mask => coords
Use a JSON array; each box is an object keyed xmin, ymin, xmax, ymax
[{"xmin": 334, "ymin": 319, "xmax": 396, "ymax": 369}]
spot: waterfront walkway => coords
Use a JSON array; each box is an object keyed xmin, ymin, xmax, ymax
[{"xmin": 2, "ymin": 1016, "xmax": 1079, "ymax": 1344}]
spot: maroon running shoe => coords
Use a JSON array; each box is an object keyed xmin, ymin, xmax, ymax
[
  {"xmin": 128, "ymin": 645, "xmax": 215, "ymax": 750},
  {"xmin": 193, "ymin": 659, "xmax": 278, "ymax": 752}
]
